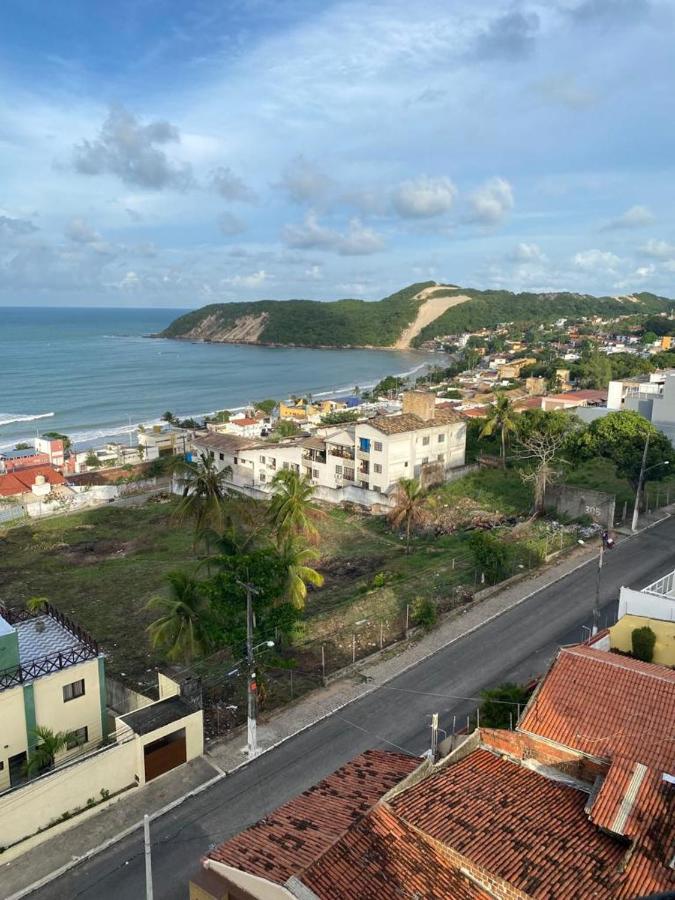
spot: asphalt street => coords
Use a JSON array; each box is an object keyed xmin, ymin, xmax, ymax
[{"xmin": 24, "ymin": 515, "xmax": 675, "ymax": 900}]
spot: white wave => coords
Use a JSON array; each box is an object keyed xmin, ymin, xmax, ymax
[{"xmin": 0, "ymin": 412, "xmax": 55, "ymax": 427}]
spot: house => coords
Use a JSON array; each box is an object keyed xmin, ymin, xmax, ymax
[
  {"xmin": 190, "ymin": 391, "xmax": 467, "ymax": 507},
  {"xmin": 539, "ymin": 388, "xmax": 607, "ymax": 410},
  {"xmin": 137, "ymin": 425, "xmax": 190, "ymax": 459},
  {"xmin": 34, "ymin": 436, "xmax": 66, "ymax": 468},
  {"xmin": 497, "ymin": 357, "xmax": 536, "ymax": 380},
  {"xmin": 0, "ymin": 602, "xmax": 106, "ymax": 793},
  {"xmin": 223, "ymin": 415, "xmax": 266, "ymax": 439},
  {"xmin": 190, "ymin": 642, "xmax": 675, "ymax": 900},
  {"xmin": 608, "ymin": 566, "xmax": 675, "ymax": 666},
  {"xmin": 0, "ymin": 464, "xmax": 66, "ymax": 499},
  {"xmin": 0, "ymin": 447, "xmax": 50, "ymax": 473}
]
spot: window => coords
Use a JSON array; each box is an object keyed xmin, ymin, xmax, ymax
[
  {"xmin": 359, "ymin": 437, "xmax": 371, "ymax": 452},
  {"xmin": 313, "ymin": 469, "xmax": 319, "ymax": 478},
  {"xmin": 404, "ymin": 461, "xmax": 409, "ymax": 468},
  {"xmin": 259, "ymin": 472, "xmax": 266, "ymax": 482},
  {"xmin": 372, "ymin": 485, "xmax": 381, "ymax": 493},
  {"xmin": 422, "ymin": 436, "xmax": 430, "ymax": 446},
  {"xmin": 437, "ymin": 453, "xmax": 445, "ymax": 462},
  {"xmin": 374, "ymin": 441, "xmax": 383, "ymax": 452},
  {"xmin": 259, "ymin": 455, "xmax": 266, "ymax": 464},
  {"xmin": 219, "ymin": 452, "xmax": 224, "ymax": 461},
  {"xmin": 66, "ymin": 726, "xmax": 88, "ymax": 749},
  {"xmin": 374, "ymin": 463, "xmax": 382, "ymax": 474},
  {"xmin": 438, "ymin": 434, "xmax": 445, "ymax": 443},
  {"xmin": 335, "ymin": 465, "xmax": 343, "ymax": 475},
  {"xmin": 209, "ymin": 450, "xmax": 215, "ymax": 459},
  {"xmin": 422, "ymin": 457, "xmax": 429, "ymax": 464},
  {"xmin": 63, "ymin": 679, "xmax": 85, "ymax": 702}
]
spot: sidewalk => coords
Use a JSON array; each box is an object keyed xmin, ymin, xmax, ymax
[{"xmin": 4, "ymin": 515, "xmax": 668, "ymax": 899}]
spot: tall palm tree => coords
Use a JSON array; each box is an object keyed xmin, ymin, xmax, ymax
[
  {"xmin": 146, "ymin": 571, "xmax": 210, "ymax": 663},
  {"xmin": 276, "ymin": 538, "xmax": 325, "ymax": 609},
  {"xmin": 389, "ymin": 478, "xmax": 425, "ymax": 554},
  {"xmin": 26, "ymin": 726, "xmax": 76, "ymax": 775},
  {"xmin": 174, "ymin": 452, "xmax": 232, "ymax": 543},
  {"xmin": 480, "ymin": 393, "xmax": 518, "ymax": 468},
  {"xmin": 269, "ymin": 469, "xmax": 320, "ymax": 541}
]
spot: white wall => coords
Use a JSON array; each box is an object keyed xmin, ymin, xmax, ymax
[{"xmin": 618, "ymin": 585, "xmax": 675, "ymax": 622}]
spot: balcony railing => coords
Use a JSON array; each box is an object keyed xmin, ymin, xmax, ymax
[
  {"xmin": 329, "ymin": 447, "xmax": 355, "ymax": 461},
  {"xmin": 302, "ymin": 450, "xmax": 327, "ymax": 464},
  {"xmin": 0, "ymin": 644, "xmax": 99, "ymax": 692}
]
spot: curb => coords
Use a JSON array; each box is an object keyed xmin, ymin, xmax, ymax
[{"xmin": 9, "ymin": 511, "xmax": 672, "ymax": 898}]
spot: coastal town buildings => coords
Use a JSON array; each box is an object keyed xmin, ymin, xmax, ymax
[
  {"xmin": 606, "ymin": 369, "xmax": 675, "ymax": 444},
  {"xmin": 0, "ymin": 603, "xmax": 106, "ymax": 792},
  {"xmin": 189, "ymin": 638, "xmax": 675, "ymax": 900},
  {"xmin": 190, "ymin": 391, "xmax": 467, "ymax": 507}
]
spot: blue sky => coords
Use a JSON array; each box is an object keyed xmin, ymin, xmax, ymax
[{"xmin": 1, "ymin": 0, "xmax": 674, "ymax": 307}]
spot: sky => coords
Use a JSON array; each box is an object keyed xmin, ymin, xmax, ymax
[{"xmin": 1, "ymin": 0, "xmax": 675, "ymax": 308}]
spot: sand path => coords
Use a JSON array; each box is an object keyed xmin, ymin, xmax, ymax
[{"xmin": 393, "ymin": 285, "xmax": 470, "ymax": 349}]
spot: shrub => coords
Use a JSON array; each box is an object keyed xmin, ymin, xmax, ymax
[
  {"xmin": 468, "ymin": 531, "xmax": 512, "ymax": 583},
  {"xmin": 371, "ymin": 572, "xmax": 387, "ymax": 589},
  {"xmin": 478, "ymin": 682, "xmax": 532, "ymax": 729},
  {"xmin": 631, "ymin": 626, "xmax": 656, "ymax": 663},
  {"xmin": 411, "ymin": 596, "xmax": 437, "ymax": 630}
]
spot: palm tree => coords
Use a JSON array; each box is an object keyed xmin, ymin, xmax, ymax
[
  {"xmin": 26, "ymin": 726, "xmax": 76, "ymax": 775},
  {"xmin": 269, "ymin": 469, "xmax": 320, "ymax": 541},
  {"xmin": 25, "ymin": 596, "xmax": 48, "ymax": 614},
  {"xmin": 389, "ymin": 478, "xmax": 426, "ymax": 554},
  {"xmin": 174, "ymin": 452, "xmax": 232, "ymax": 544},
  {"xmin": 480, "ymin": 393, "xmax": 518, "ymax": 468},
  {"xmin": 146, "ymin": 571, "xmax": 210, "ymax": 663},
  {"xmin": 276, "ymin": 538, "xmax": 324, "ymax": 609}
]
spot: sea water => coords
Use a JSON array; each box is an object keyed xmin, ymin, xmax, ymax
[{"xmin": 0, "ymin": 307, "xmax": 431, "ymax": 450}]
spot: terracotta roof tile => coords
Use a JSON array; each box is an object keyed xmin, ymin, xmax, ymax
[
  {"xmin": 390, "ymin": 747, "xmax": 626, "ymax": 900},
  {"xmin": 0, "ymin": 465, "xmax": 65, "ymax": 496},
  {"xmin": 207, "ymin": 750, "xmax": 418, "ymax": 884},
  {"xmin": 368, "ymin": 409, "xmax": 462, "ymax": 435},
  {"xmin": 301, "ymin": 803, "xmax": 492, "ymax": 900}
]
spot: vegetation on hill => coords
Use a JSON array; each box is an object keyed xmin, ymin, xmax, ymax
[
  {"xmin": 160, "ymin": 282, "xmax": 434, "ymax": 347},
  {"xmin": 161, "ymin": 282, "xmax": 674, "ymax": 349}
]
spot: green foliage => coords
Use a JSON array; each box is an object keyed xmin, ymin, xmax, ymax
[
  {"xmin": 272, "ymin": 420, "xmax": 300, "ymax": 438},
  {"xmin": 161, "ymin": 282, "xmax": 434, "ymax": 347},
  {"xmin": 631, "ymin": 626, "xmax": 656, "ymax": 663},
  {"xmin": 26, "ymin": 726, "xmax": 76, "ymax": 775},
  {"xmin": 321, "ymin": 410, "xmax": 359, "ymax": 425},
  {"xmin": 207, "ymin": 410, "xmax": 230, "ymax": 424},
  {"xmin": 642, "ymin": 331, "xmax": 658, "ymax": 345},
  {"xmin": 14, "ymin": 442, "xmax": 32, "ymax": 450},
  {"xmin": 43, "ymin": 431, "xmax": 71, "ymax": 451},
  {"xmin": 478, "ymin": 683, "xmax": 531, "ymax": 729},
  {"xmin": 468, "ymin": 531, "xmax": 512, "ymax": 582},
  {"xmin": 641, "ymin": 316, "xmax": 674, "ymax": 336},
  {"xmin": 570, "ymin": 412, "xmax": 673, "ymax": 489},
  {"xmin": 575, "ymin": 351, "xmax": 612, "ymax": 389},
  {"xmin": 146, "ymin": 571, "xmax": 213, "ymax": 663},
  {"xmin": 411, "ymin": 595, "xmax": 437, "ymax": 630},
  {"xmin": 85, "ymin": 452, "xmax": 101, "ymax": 468},
  {"xmin": 254, "ymin": 399, "xmax": 277, "ymax": 415},
  {"xmin": 373, "ymin": 374, "xmax": 405, "ymax": 396}
]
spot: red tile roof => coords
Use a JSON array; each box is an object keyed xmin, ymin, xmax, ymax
[
  {"xmin": 301, "ymin": 803, "xmax": 492, "ymax": 900},
  {"xmin": 0, "ymin": 465, "xmax": 65, "ymax": 497},
  {"xmin": 390, "ymin": 747, "xmax": 626, "ymax": 900},
  {"xmin": 206, "ymin": 749, "xmax": 418, "ymax": 884},
  {"xmin": 231, "ymin": 417, "xmax": 258, "ymax": 427},
  {"xmin": 518, "ymin": 645, "xmax": 675, "ymax": 897}
]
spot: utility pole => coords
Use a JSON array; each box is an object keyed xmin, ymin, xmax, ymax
[
  {"xmin": 593, "ymin": 541, "xmax": 604, "ymax": 636},
  {"xmin": 631, "ymin": 432, "xmax": 650, "ymax": 532},
  {"xmin": 430, "ymin": 713, "xmax": 438, "ymax": 761},
  {"xmin": 144, "ymin": 814, "xmax": 154, "ymax": 900},
  {"xmin": 237, "ymin": 579, "xmax": 260, "ymax": 759}
]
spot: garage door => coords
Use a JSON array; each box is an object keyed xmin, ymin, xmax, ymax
[{"xmin": 144, "ymin": 728, "xmax": 187, "ymax": 782}]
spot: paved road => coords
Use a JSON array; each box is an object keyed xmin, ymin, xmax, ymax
[{"xmin": 29, "ymin": 516, "xmax": 675, "ymax": 900}]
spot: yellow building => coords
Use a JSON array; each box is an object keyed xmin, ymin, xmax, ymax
[
  {"xmin": 497, "ymin": 358, "xmax": 536, "ymax": 380},
  {"xmin": 661, "ymin": 335, "xmax": 672, "ymax": 350},
  {"xmin": 608, "ymin": 614, "xmax": 675, "ymax": 667},
  {"xmin": 279, "ymin": 398, "xmax": 347, "ymax": 421},
  {"xmin": 0, "ymin": 603, "xmax": 106, "ymax": 792}
]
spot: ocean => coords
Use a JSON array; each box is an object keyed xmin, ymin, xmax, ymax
[{"xmin": 0, "ymin": 307, "xmax": 432, "ymax": 450}]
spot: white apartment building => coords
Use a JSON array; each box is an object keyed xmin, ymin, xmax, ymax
[
  {"xmin": 190, "ymin": 392, "xmax": 467, "ymax": 508},
  {"xmin": 606, "ymin": 369, "xmax": 675, "ymax": 445}
]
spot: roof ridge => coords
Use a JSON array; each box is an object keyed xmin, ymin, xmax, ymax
[{"xmin": 564, "ymin": 646, "xmax": 675, "ymax": 685}]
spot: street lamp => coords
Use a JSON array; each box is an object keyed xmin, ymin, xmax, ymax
[{"xmin": 631, "ymin": 432, "xmax": 670, "ymax": 532}]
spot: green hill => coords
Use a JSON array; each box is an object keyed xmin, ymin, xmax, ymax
[{"xmin": 158, "ymin": 284, "xmax": 674, "ymax": 349}]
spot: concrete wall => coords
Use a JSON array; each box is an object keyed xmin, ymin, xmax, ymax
[
  {"xmin": 106, "ymin": 676, "xmax": 154, "ymax": 716},
  {"xmin": 609, "ymin": 613, "xmax": 675, "ymax": 666},
  {"xmin": 0, "ymin": 739, "xmax": 137, "ymax": 848},
  {"xmin": 115, "ymin": 707, "xmax": 203, "ymax": 786},
  {"xmin": 618, "ymin": 585, "xmax": 675, "ymax": 622},
  {"xmin": 544, "ymin": 484, "xmax": 615, "ymax": 527},
  {"xmin": 0, "ymin": 687, "xmax": 29, "ymax": 792},
  {"xmin": 195, "ymin": 860, "xmax": 294, "ymax": 900}
]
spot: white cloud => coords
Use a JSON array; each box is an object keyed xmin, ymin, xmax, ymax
[
  {"xmin": 282, "ymin": 213, "xmax": 384, "ymax": 256},
  {"xmin": 572, "ymin": 248, "xmax": 621, "ymax": 272},
  {"xmin": 276, "ymin": 156, "xmax": 334, "ymax": 206},
  {"xmin": 226, "ymin": 270, "xmax": 268, "ymax": 288},
  {"xmin": 512, "ymin": 242, "xmax": 545, "ymax": 262},
  {"xmin": 603, "ymin": 204, "xmax": 655, "ymax": 230},
  {"xmin": 392, "ymin": 176, "xmax": 456, "ymax": 218},
  {"xmin": 467, "ymin": 177, "xmax": 514, "ymax": 225},
  {"xmin": 640, "ymin": 238, "xmax": 675, "ymax": 259},
  {"xmin": 210, "ymin": 167, "xmax": 257, "ymax": 203},
  {"xmin": 217, "ymin": 212, "xmax": 247, "ymax": 236},
  {"xmin": 65, "ymin": 217, "xmax": 100, "ymax": 244}
]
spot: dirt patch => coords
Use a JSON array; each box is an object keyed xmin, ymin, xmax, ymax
[
  {"xmin": 58, "ymin": 539, "xmax": 136, "ymax": 565},
  {"xmin": 317, "ymin": 554, "xmax": 387, "ymax": 582},
  {"xmin": 184, "ymin": 312, "xmax": 269, "ymax": 343},
  {"xmin": 393, "ymin": 285, "xmax": 470, "ymax": 349}
]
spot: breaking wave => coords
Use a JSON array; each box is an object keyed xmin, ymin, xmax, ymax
[{"xmin": 0, "ymin": 412, "xmax": 55, "ymax": 427}]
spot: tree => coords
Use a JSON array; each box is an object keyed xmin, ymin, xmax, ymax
[
  {"xmin": 174, "ymin": 452, "xmax": 232, "ymax": 541},
  {"xmin": 276, "ymin": 538, "xmax": 324, "ymax": 609},
  {"xmin": 146, "ymin": 571, "xmax": 211, "ymax": 663},
  {"xmin": 572, "ymin": 412, "xmax": 673, "ymax": 494},
  {"xmin": 273, "ymin": 420, "xmax": 300, "ymax": 438},
  {"xmin": 85, "ymin": 451, "xmax": 101, "ymax": 468},
  {"xmin": 631, "ymin": 626, "xmax": 656, "ymax": 663},
  {"xmin": 270, "ymin": 469, "xmax": 319, "ymax": 541},
  {"xmin": 26, "ymin": 726, "xmax": 77, "ymax": 775},
  {"xmin": 468, "ymin": 531, "xmax": 512, "ymax": 583},
  {"xmin": 478, "ymin": 683, "xmax": 531, "ymax": 729},
  {"xmin": 642, "ymin": 331, "xmax": 658, "ymax": 345},
  {"xmin": 479, "ymin": 394, "xmax": 518, "ymax": 467},
  {"xmin": 388, "ymin": 478, "xmax": 425, "ymax": 554},
  {"xmin": 14, "ymin": 442, "xmax": 31, "ymax": 450},
  {"xmin": 576, "ymin": 351, "xmax": 612, "ymax": 389},
  {"xmin": 162, "ymin": 411, "xmax": 176, "ymax": 424},
  {"xmin": 516, "ymin": 411, "xmax": 575, "ymax": 514},
  {"xmin": 254, "ymin": 399, "xmax": 277, "ymax": 416},
  {"xmin": 43, "ymin": 431, "xmax": 71, "ymax": 452}
]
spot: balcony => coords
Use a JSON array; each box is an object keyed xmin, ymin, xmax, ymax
[
  {"xmin": 302, "ymin": 449, "xmax": 327, "ymax": 464},
  {"xmin": 343, "ymin": 468, "xmax": 355, "ymax": 482},
  {"xmin": 359, "ymin": 462, "xmax": 369, "ymax": 475},
  {"xmin": 330, "ymin": 447, "xmax": 355, "ymax": 461},
  {"xmin": 356, "ymin": 448, "xmax": 370, "ymax": 462}
]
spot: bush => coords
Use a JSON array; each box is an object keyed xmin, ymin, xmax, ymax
[
  {"xmin": 411, "ymin": 596, "xmax": 437, "ymax": 630},
  {"xmin": 468, "ymin": 531, "xmax": 512, "ymax": 583},
  {"xmin": 479, "ymin": 682, "xmax": 532, "ymax": 729},
  {"xmin": 631, "ymin": 626, "xmax": 656, "ymax": 663}
]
